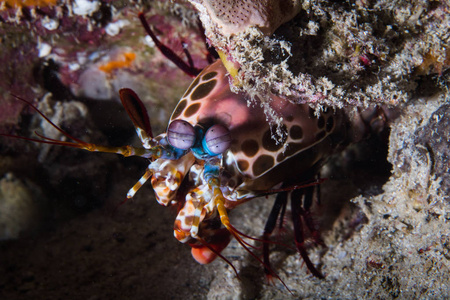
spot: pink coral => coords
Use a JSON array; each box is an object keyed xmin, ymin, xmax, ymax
[{"xmin": 188, "ymin": 0, "xmax": 301, "ymax": 36}]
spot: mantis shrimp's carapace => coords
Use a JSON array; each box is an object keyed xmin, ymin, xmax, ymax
[{"xmin": 1, "ymin": 11, "xmax": 393, "ymax": 292}]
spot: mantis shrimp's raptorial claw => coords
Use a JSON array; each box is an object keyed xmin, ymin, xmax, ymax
[{"xmin": 0, "ymin": 9, "xmax": 396, "ymax": 294}]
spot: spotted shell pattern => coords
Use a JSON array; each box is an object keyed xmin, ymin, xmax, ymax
[
  {"xmin": 145, "ymin": 59, "xmax": 347, "ymax": 257},
  {"xmin": 170, "ymin": 60, "xmax": 338, "ymax": 190}
]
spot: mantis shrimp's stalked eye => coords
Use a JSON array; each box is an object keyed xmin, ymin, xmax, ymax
[
  {"xmin": 203, "ymin": 124, "xmax": 231, "ymax": 155},
  {"xmin": 0, "ymin": 11, "xmax": 398, "ymax": 294},
  {"xmin": 167, "ymin": 120, "xmax": 196, "ymax": 150}
]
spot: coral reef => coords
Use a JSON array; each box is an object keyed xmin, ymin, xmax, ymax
[
  {"xmin": 189, "ymin": 0, "xmax": 301, "ymax": 36},
  {"xmin": 200, "ymin": 91, "xmax": 449, "ymax": 299},
  {"xmin": 0, "ymin": 0, "xmax": 449, "ymax": 299},
  {"xmin": 0, "ymin": 0, "xmax": 203, "ymax": 133},
  {"xmin": 191, "ymin": 0, "xmax": 450, "ymax": 111}
]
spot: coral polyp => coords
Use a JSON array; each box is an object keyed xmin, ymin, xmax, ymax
[{"xmin": 188, "ymin": 0, "xmax": 301, "ymax": 36}]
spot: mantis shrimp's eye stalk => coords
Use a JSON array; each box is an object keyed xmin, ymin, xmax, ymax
[
  {"xmin": 203, "ymin": 124, "xmax": 231, "ymax": 155},
  {"xmin": 167, "ymin": 120, "xmax": 196, "ymax": 150}
]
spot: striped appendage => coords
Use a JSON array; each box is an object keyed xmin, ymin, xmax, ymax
[
  {"xmin": 158, "ymin": 60, "xmax": 348, "ymax": 281},
  {"xmin": 3, "ymin": 61, "xmax": 350, "ymax": 286},
  {"xmin": 149, "ymin": 150, "xmax": 196, "ymax": 206}
]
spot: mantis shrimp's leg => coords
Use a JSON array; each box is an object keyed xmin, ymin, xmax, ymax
[
  {"xmin": 189, "ymin": 196, "xmax": 206, "ymax": 238},
  {"xmin": 209, "ymin": 178, "xmax": 292, "ymax": 292},
  {"xmin": 262, "ymin": 190, "xmax": 288, "ymax": 277},
  {"xmin": 298, "ymin": 185, "xmax": 325, "ymax": 247},
  {"xmin": 262, "ymin": 181, "xmax": 326, "ymax": 279},
  {"xmin": 126, "ymin": 167, "xmax": 153, "ymax": 199},
  {"xmin": 291, "ymin": 187, "xmax": 324, "ymax": 279}
]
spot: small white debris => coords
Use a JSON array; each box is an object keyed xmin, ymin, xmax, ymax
[
  {"xmin": 42, "ymin": 17, "xmax": 59, "ymax": 31},
  {"xmin": 77, "ymin": 52, "xmax": 88, "ymax": 65},
  {"xmin": 38, "ymin": 42, "xmax": 52, "ymax": 58},
  {"xmin": 68, "ymin": 63, "xmax": 80, "ymax": 71},
  {"xmin": 144, "ymin": 35, "xmax": 155, "ymax": 48},
  {"xmin": 73, "ymin": 0, "xmax": 100, "ymax": 16},
  {"xmin": 88, "ymin": 51, "xmax": 101, "ymax": 61},
  {"xmin": 105, "ymin": 19, "xmax": 130, "ymax": 36},
  {"xmin": 306, "ymin": 20, "xmax": 319, "ymax": 35}
]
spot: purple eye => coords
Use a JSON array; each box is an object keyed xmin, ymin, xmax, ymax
[
  {"xmin": 204, "ymin": 124, "xmax": 231, "ymax": 155},
  {"xmin": 167, "ymin": 120, "xmax": 195, "ymax": 150}
]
